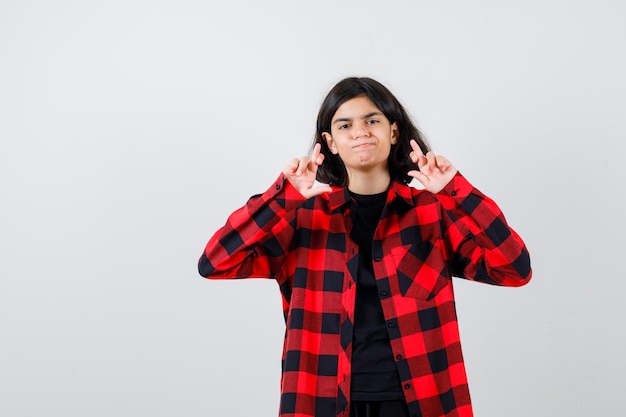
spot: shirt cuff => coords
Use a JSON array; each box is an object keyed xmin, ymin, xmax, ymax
[
  {"xmin": 265, "ymin": 174, "xmax": 307, "ymax": 212},
  {"xmin": 434, "ymin": 171, "xmax": 475, "ymax": 211}
]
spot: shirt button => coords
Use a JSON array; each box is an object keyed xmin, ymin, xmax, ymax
[
  {"xmin": 380, "ymin": 290, "xmax": 388, "ymax": 297},
  {"xmin": 276, "ymin": 184, "xmax": 281, "ymax": 190},
  {"xmin": 396, "ymin": 354, "xmax": 403, "ymax": 360},
  {"xmin": 387, "ymin": 321, "xmax": 396, "ymax": 328},
  {"xmin": 373, "ymin": 257, "xmax": 381, "ymax": 262},
  {"xmin": 451, "ymin": 190, "xmax": 457, "ymax": 196},
  {"xmin": 404, "ymin": 383, "xmax": 411, "ymax": 389}
]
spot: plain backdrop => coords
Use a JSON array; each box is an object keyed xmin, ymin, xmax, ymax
[{"xmin": 1, "ymin": 1, "xmax": 625, "ymax": 416}]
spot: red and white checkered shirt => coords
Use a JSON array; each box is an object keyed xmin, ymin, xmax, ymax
[{"xmin": 198, "ymin": 171, "xmax": 531, "ymax": 417}]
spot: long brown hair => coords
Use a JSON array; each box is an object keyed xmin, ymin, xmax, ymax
[{"xmin": 312, "ymin": 77, "xmax": 430, "ymax": 186}]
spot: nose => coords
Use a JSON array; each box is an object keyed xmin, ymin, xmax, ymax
[{"xmin": 353, "ymin": 121, "xmax": 370, "ymax": 138}]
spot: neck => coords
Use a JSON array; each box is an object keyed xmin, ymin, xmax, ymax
[{"xmin": 346, "ymin": 168, "xmax": 391, "ymax": 195}]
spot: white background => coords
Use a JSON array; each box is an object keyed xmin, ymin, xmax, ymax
[{"xmin": 1, "ymin": 1, "xmax": 625, "ymax": 416}]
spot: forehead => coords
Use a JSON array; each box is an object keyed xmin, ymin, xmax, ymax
[{"xmin": 332, "ymin": 95, "xmax": 383, "ymax": 120}]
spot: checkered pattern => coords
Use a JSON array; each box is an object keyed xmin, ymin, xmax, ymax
[{"xmin": 198, "ymin": 172, "xmax": 531, "ymax": 417}]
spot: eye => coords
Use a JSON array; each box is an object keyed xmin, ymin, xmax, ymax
[
  {"xmin": 366, "ymin": 119, "xmax": 379, "ymax": 125},
  {"xmin": 338, "ymin": 123, "xmax": 350, "ymax": 130}
]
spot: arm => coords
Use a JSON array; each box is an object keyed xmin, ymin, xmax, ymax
[
  {"xmin": 198, "ymin": 144, "xmax": 332, "ymax": 279},
  {"xmin": 436, "ymin": 173, "xmax": 532, "ymax": 286},
  {"xmin": 407, "ymin": 140, "xmax": 531, "ymax": 286},
  {"xmin": 198, "ymin": 174, "xmax": 305, "ymax": 279}
]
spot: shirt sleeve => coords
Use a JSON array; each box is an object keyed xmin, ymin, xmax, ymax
[
  {"xmin": 434, "ymin": 171, "xmax": 532, "ymax": 286},
  {"xmin": 198, "ymin": 174, "xmax": 306, "ymax": 280}
]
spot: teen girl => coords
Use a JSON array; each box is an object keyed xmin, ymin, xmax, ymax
[{"xmin": 198, "ymin": 77, "xmax": 531, "ymax": 417}]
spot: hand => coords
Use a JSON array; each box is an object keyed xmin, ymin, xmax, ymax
[
  {"xmin": 407, "ymin": 139, "xmax": 458, "ymax": 193},
  {"xmin": 283, "ymin": 143, "xmax": 333, "ymax": 199}
]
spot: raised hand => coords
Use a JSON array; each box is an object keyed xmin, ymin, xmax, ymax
[
  {"xmin": 407, "ymin": 139, "xmax": 458, "ymax": 194},
  {"xmin": 283, "ymin": 143, "xmax": 333, "ymax": 199}
]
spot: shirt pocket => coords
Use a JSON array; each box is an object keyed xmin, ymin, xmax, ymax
[{"xmin": 391, "ymin": 243, "xmax": 449, "ymax": 300}]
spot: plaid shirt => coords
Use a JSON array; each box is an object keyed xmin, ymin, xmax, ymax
[{"xmin": 198, "ymin": 172, "xmax": 531, "ymax": 417}]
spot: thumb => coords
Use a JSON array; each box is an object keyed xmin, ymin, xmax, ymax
[
  {"xmin": 304, "ymin": 185, "xmax": 333, "ymax": 199},
  {"xmin": 408, "ymin": 170, "xmax": 429, "ymax": 188}
]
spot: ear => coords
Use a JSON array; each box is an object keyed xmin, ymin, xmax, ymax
[
  {"xmin": 322, "ymin": 132, "xmax": 338, "ymax": 154},
  {"xmin": 390, "ymin": 122, "xmax": 399, "ymax": 145}
]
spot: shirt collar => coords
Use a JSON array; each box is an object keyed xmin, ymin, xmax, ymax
[{"xmin": 324, "ymin": 181, "xmax": 415, "ymax": 211}]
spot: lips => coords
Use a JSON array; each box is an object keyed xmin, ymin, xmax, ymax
[{"xmin": 352, "ymin": 141, "xmax": 376, "ymax": 148}]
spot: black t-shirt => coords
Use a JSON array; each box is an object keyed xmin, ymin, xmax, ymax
[{"xmin": 349, "ymin": 191, "xmax": 404, "ymax": 401}]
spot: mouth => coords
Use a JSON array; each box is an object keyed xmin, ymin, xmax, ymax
[{"xmin": 353, "ymin": 141, "xmax": 375, "ymax": 149}]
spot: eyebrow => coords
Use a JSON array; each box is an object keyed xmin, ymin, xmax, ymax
[{"xmin": 333, "ymin": 111, "xmax": 384, "ymax": 125}]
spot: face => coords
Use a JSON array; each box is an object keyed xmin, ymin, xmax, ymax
[{"xmin": 322, "ymin": 95, "xmax": 398, "ymax": 176}]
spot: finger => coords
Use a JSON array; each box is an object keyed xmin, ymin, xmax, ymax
[
  {"xmin": 285, "ymin": 158, "xmax": 299, "ymax": 174},
  {"xmin": 409, "ymin": 139, "xmax": 423, "ymax": 160},
  {"xmin": 296, "ymin": 156, "xmax": 310, "ymax": 175},
  {"xmin": 435, "ymin": 155, "xmax": 451, "ymax": 171},
  {"xmin": 425, "ymin": 152, "xmax": 439, "ymax": 171},
  {"xmin": 305, "ymin": 185, "xmax": 333, "ymax": 198},
  {"xmin": 311, "ymin": 143, "xmax": 325, "ymax": 168},
  {"xmin": 407, "ymin": 169, "xmax": 429, "ymax": 187},
  {"xmin": 409, "ymin": 139, "xmax": 422, "ymax": 154},
  {"xmin": 410, "ymin": 139, "xmax": 428, "ymax": 168},
  {"xmin": 417, "ymin": 153, "xmax": 428, "ymax": 169},
  {"xmin": 310, "ymin": 153, "xmax": 324, "ymax": 176},
  {"xmin": 311, "ymin": 143, "xmax": 322, "ymax": 162},
  {"xmin": 412, "ymin": 153, "xmax": 428, "ymax": 171}
]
